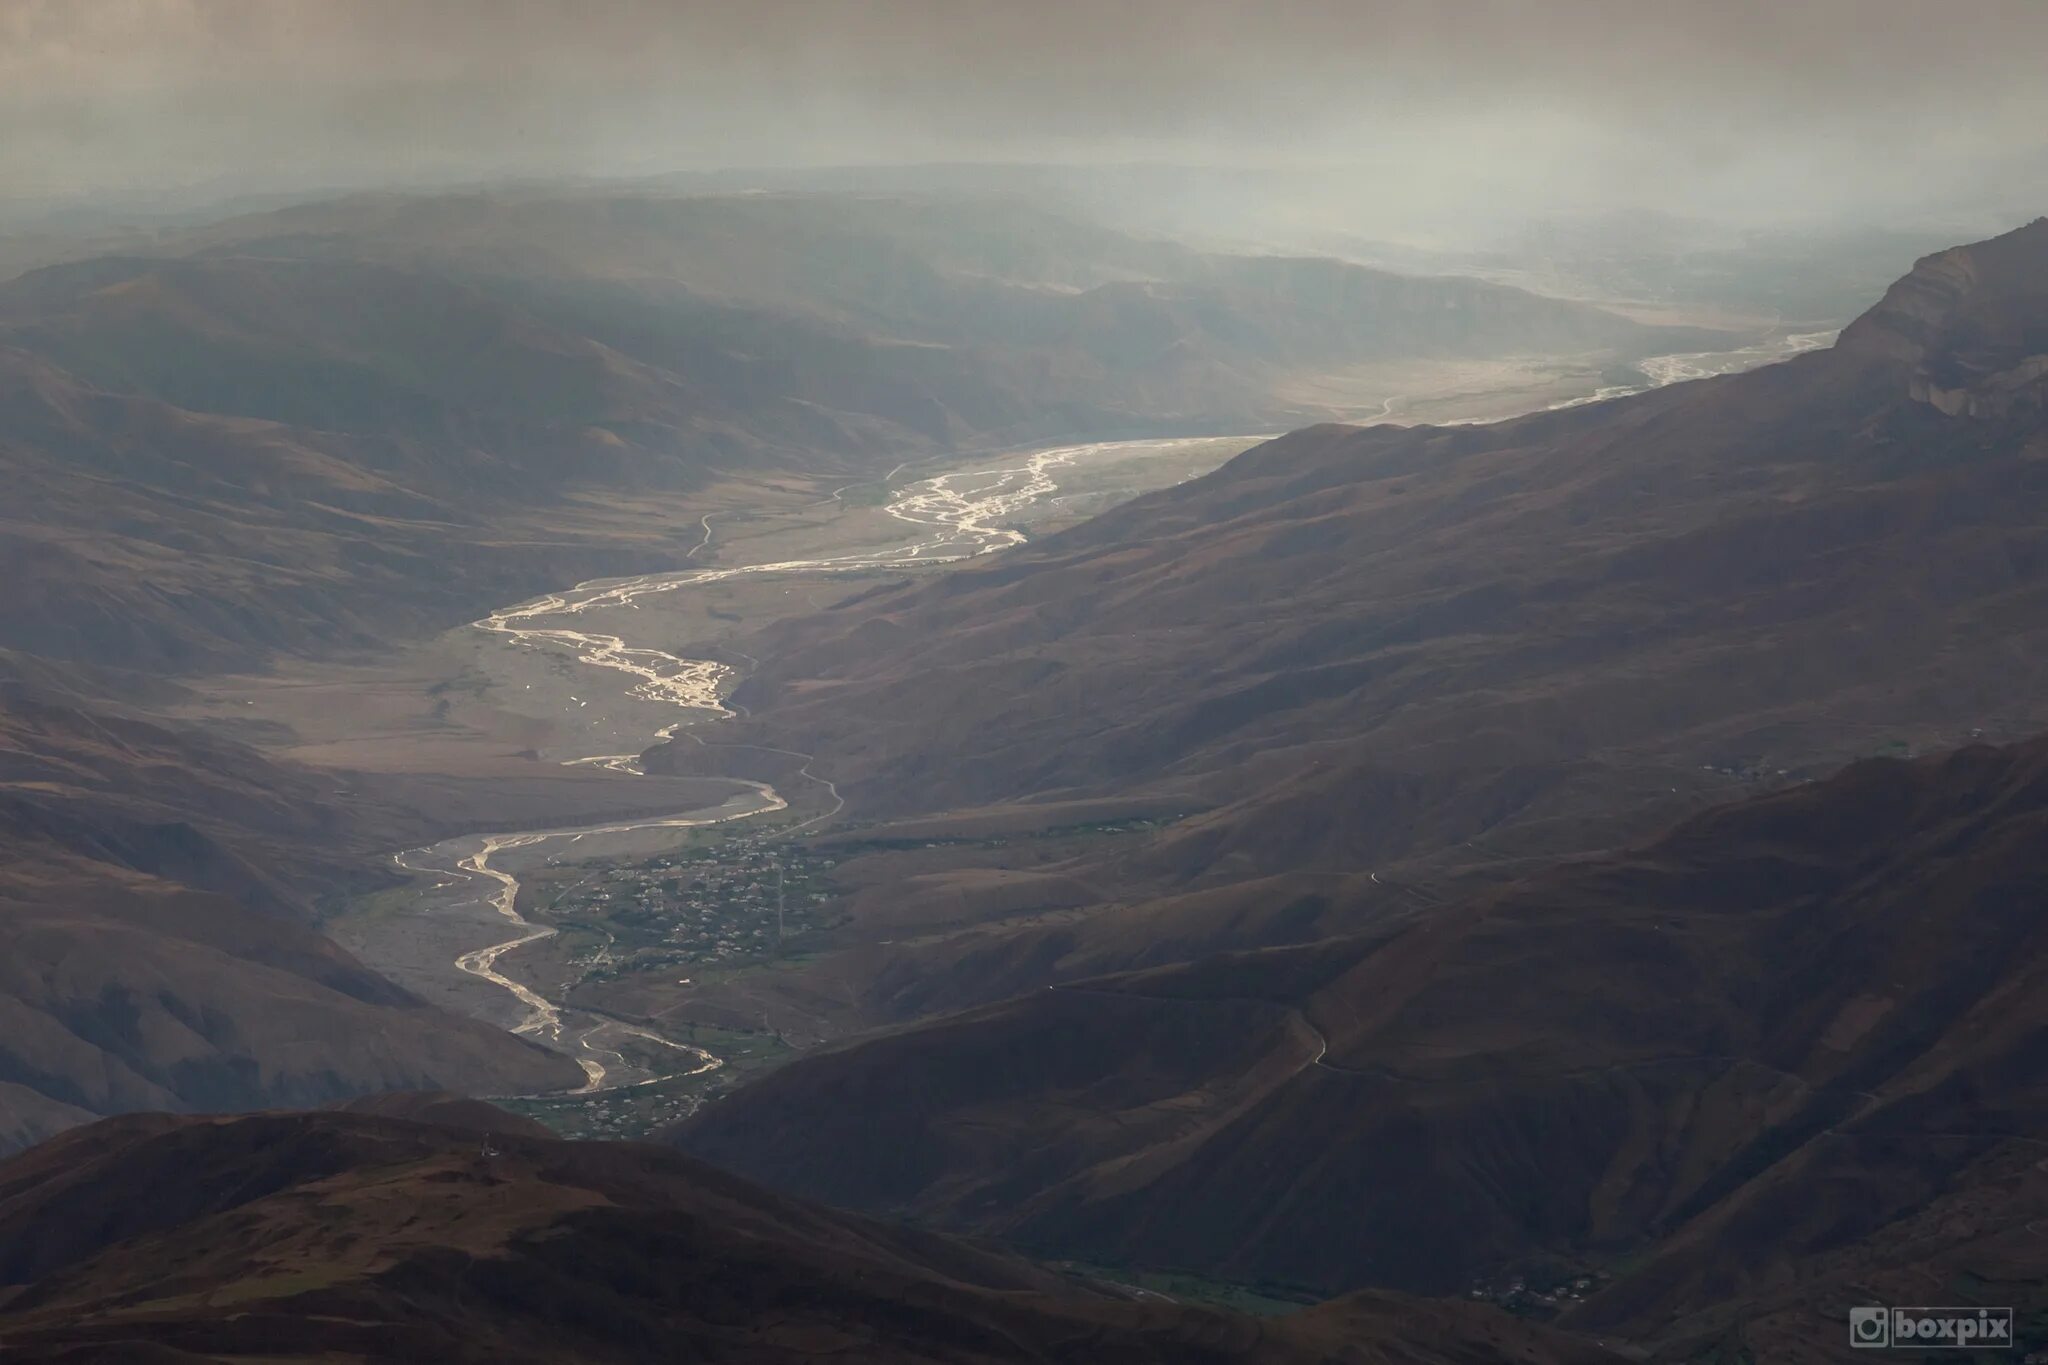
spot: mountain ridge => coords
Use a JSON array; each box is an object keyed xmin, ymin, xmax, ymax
[
  {"xmin": 632, "ymin": 218, "xmax": 2048, "ymax": 1045},
  {"xmin": 0, "ymin": 672, "xmax": 585, "ymax": 1154},
  {"xmin": 0, "ymin": 1108, "xmax": 1626, "ymax": 1365},
  {"xmin": 675, "ymin": 732, "xmax": 2048, "ymax": 1360}
]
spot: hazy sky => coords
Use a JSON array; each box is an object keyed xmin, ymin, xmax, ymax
[{"xmin": 5, "ymin": 0, "xmax": 2045, "ymax": 231}]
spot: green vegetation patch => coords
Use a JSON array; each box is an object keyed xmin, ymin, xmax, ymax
[{"xmin": 1053, "ymin": 1261, "xmax": 1317, "ymax": 1317}]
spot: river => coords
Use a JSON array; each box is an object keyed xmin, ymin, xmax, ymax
[
  {"xmin": 381, "ymin": 437, "xmax": 1238, "ymax": 1096},
  {"xmin": 1542, "ymin": 328, "xmax": 1839, "ymax": 411}
]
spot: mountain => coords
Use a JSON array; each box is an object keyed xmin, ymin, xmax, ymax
[
  {"xmin": 0, "ymin": 1108, "xmax": 1625, "ymax": 1365},
  {"xmin": 637, "ymin": 219, "xmax": 2048, "ymax": 1028},
  {"xmin": 16, "ymin": 190, "xmax": 1724, "ymax": 444},
  {"xmin": 0, "ymin": 339, "xmax": 723, "ymax": 671},
  {"xmin": 0, "ymin": 254, "xmax": 684, "ymax": 442},
  {"xmin": 174, "ymin": 190, "xmax": 1715, "ymax": 369},
  {"xmin": 0, "ymin": 190, "xmax": 1724, "ymax": 675},
  {"xmin": 125, "ymin": 189, "xmax": 1728, "ymax": 460},
  {"xmin": 1836, "ymin": 216, "xmax": 2048, "ymax": 417},
  {"xmin": 660, "ymin": 219, "xmax": 2048, "ymax": 1357},
  {"xmin": 702, "ymin": 216, "xmax": 2048, "ymax": 824},
  {"xmin": 675, "ymin": 732, "xmax": 2048, "ymax": 1361},
  {"xmin": 0, "ymin": 670, "xmax": 582, "ymax": 1155}
]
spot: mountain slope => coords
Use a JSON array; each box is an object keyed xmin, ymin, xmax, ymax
[
  {"xmin": 146, "ymin": 190, "xmax": 1726, "ymax": 455},
  {"xmin": 711, "ymin": 219, "xmax": 2048, "ymax": 824},
  {"xmin": 181, "ymin": 190, "xmax": 1713, "ymax": 365},
  {"xmin": 0, "ymin": 340, "xmax": 740, "ymax": 671},
  {"xmin": 0, "ymin": 1110, "xmax": 1624, "ymax": 1365},
  {"xmin": 647, "ymin": 220, "xmax": 2048, "ymax": 1007},
  {"xmin": 0, "ymin": 255, "xmax": 688, "ymax": 442},
  {"xmin": 0, "ymin": 678, "xmax": 582, "ymax": 1154},
  {"xmin": 676, "ymin": 733, "xmax": 2048, "ymax": 1359}
]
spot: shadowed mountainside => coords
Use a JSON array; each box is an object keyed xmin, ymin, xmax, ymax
[
  {"xmin": 0, "ymin": 1109, "xmax": 1625, "ymax": 1365},
  {"xmin": 638, "ymin": 219, "xmax": 2048, "ymax": 1031},
  {"xmin": 705, "ymin": 217, "xmax": 2048, "ymax": 836},
  {"xmin": 0, "ymin": 340, "xmax": 716, "ymax": 671},
  {"xmin": 676, "ymin": 733, "xmax": 2048, "ymax": 1361},
  {"xmin": 0, "ymin": 672, "xmax": 582, "ymax": 1155}
]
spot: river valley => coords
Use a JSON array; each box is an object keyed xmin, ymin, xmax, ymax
[
  {"xmin": 296, "ymin": 326, "xmax": 1844, "ymax": 1131},
  {"xmin": 326, "ymin": 435, "xmax": 1256, "ymax": 1121}
]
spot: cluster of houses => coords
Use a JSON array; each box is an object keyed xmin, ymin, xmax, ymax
[
  {"xmin": 1468, "ymin": 1272, "xmax": 1603, "ymax": 1317},
  {"xmin": 555, "ymin": 838, "xmax": 840, "ymax": 980},
  {"xmin": 554, "ymin": 1088, "xmax": 702, "ymax": 1141}
]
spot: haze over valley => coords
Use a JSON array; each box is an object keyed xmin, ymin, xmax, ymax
[{"xmin": 3, "ymin": 4, "xmax": 2047, "ymax": 1362}]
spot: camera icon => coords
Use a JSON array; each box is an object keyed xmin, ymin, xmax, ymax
[{"xmin": 1849, "ymin": 1306, "xmax": 1891, "ymax": 1348}]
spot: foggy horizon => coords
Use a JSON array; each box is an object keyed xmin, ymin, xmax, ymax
[{"xmin": 7, "ymin": 0, "xmax": 2046, "ymax": 241}]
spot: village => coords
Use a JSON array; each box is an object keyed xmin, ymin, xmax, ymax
[
  {"xmin": 1467, "ymin": 1270, "xmax": 1608, "ymax": 1319},
  {"xmin": 540, "ymin": 833, "xmax": 845, "ymax": 982},
  {"xmin": 503, "ymin": 1022, "xmax": 793, "ymax": 1142}
]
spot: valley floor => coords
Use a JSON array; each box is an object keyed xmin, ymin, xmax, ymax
[{"xmin": 201, "ymin": 433, "xmax": 1255, "ymax": 1121}]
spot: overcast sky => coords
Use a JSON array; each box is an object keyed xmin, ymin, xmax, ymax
[{"xmin": 5, "ymin": 0, "xmax": 2045, "ymax": 233}]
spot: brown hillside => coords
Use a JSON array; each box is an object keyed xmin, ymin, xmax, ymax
[
  {"xmin": 676, "ymin": 732, "xmax": 2048, "ymax": 1362},
  {"xmin": 0, "ymin": 1111, "xmax": 1624, "ymax": 1365},
  {"xmin": 645, "ymin": 219, "xmax": 2048, "ymax": 1033},
  {"xmin": 0, "ymin": 680, "xmax": 583, "ymax": 1154}
]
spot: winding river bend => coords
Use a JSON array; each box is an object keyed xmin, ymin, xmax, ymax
[
  {"xmin": 476, "ymin": 440, "xmax": 1114, "ymax": 767},
  {"xmin": 386, "ymin": 438, "xmax": 1229, "ymax": 1094},
  {"xmin": 1541, "ymin": 329, "xmax": 1839, "ymax": 412}
]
